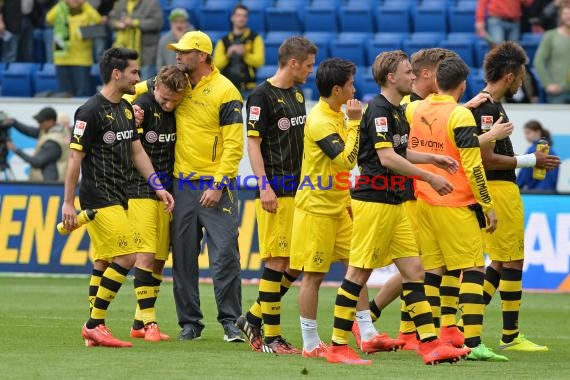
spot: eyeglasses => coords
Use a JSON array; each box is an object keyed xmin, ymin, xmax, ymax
[{"xmin": 176, "ymin": 49, "xmax": 201, "ymax": 55}]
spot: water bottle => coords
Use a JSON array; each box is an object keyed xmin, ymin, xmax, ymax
[
  {"xmin": 532, "ymin": 138, "xmax": 549, "ymax": 180},
  {"xmin": 57, "ymin": 209, "xmax": 97, "ymax": 235}
]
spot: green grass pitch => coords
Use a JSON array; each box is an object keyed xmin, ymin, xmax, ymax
[{"xmin": 1, "ymin": 276, "xmax": 569, "ymax": 379}]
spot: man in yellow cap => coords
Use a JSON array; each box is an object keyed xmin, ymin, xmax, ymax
[{"xmin": 167, "ymin": 31, "xmax": 245, "ymax": 342}]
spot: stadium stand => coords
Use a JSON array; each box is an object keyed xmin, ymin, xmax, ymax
[
  {"xmin": 305, "ymin": 4, "xmax": 338, "ymax": 33},
  {"xmin": 0, "ymin": 0, "xmax": 548, "ymax": 99},
  {"xmin": 33, "ymin": 63, "xmax": 58, "ymax": 96},
  {"xmin": 2, "ymin": 63, "xmax": 39, "ymax": 97}
]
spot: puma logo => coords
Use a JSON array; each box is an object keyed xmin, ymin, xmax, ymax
[
  {"xmin": 420, "ymin": 116, "xmax": 437, "ymax": 134},
  {"xmin": 277, "ymin": 98, "xmax": 286, "ymax": 104},
  {"xmin": 153, "ymin": 112, "xmax": 161, "ymax": 120},
  {"xmin": 222, "ymin": 207, "xmax": 232, "ymax": 215},
  {"xmin": 105, "ymin": 113, "xmax": 115, "ymax": 121}
]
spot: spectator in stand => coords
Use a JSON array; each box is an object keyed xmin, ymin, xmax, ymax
[
  {"xmin": 88, "ymin": 0, "xmax": 117, "ymax": 63},
  {"xmin": 5, "ymin": 107, "xmax": 69, "ymax": 182},
  {"xmin": 46, "ymin": 0, "xmax": 102, "ymax": 97},
  {"xmin": 0, "ymin": 0, "xmax": 37, "ymax": 62},
  {"xmin": 109, "ymin": 0, "xmax": 163, "ymax": 80},
  {"xmin": 476, "ymin": 0, "xmax": 534, "ymax": 43},
  {"xmin": 534, "ymin": 2, "xmax": 570, "ymax": 103},
  {"xmin": 213, "ymin": 4, "xmax": 264, "ymax": 97},
  {"xmin": 535, "ymin": 0, "xmax": 565, "ymax": 31},
  {"xmin": 517, "ymin": 120, "xmax": 559, "ymax": 192},
  {"xmin": 156, "ymin": 8, "xmax": 193, "ymax": 68}
]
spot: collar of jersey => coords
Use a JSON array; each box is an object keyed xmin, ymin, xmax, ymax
[
  {"xmin": 427, "ymin": 94, "xmax": 457, "ymax": 103},
  {"xmin": 317, "ymin": 98, "xmax": 344, "ymax": 118},
  {"xmin": 194, "ymin": 65, "xmax": 220, "ymax": 89}
]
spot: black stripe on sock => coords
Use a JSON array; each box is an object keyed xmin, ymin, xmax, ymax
[
  {"xmin": 100, "ymin": 277, "xmax": 122, "ymax": 293},
  {"xmin": 501, "ymin": 267, "xmax": 522, "ymax": 281},
  {"xmin": 261, "ymin": 267, "xmax": 283, "ymax": 282},
  {"xmin": 462, "ymin": 314, "xmax": 484, "ymax": 326},
  {"xmin": 333, "ymin": 317, "xmax": 354, "ymax": 332},
  {"xmin": 259, "ymin": 291, "xmax": 281, "ymax": 303},
  {"xmin": 263, "ymin": 314, "xmax": 280, "ymax": 326},
  {"xmin": 499, "ymin": 290, "xmax": 522, "ymax": 301},
  {"xmin": 283, "ymin": 270, "xmax": 297, "ymax": 283},
  {"xmin": 109, "ymin": 262, "xmax": 129, "ymax": 276}
]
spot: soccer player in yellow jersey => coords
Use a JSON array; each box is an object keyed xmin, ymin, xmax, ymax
[
  {"xmin": 61, "ymin": 48, "xmax": 174, "ymax": 348},
  {"xmin": 406, "ymin": 55, "xmax": 508, "ymax": 361},
  {"xmin": 288, "ymin": 57, "xmax": 363, "ymax": 358},
  {"xmin": 237, "ymin": 36, "xmax": 317, "ymax": 354},
  {"xmin": 326, "ymin": 51, "xmax": 468, "ymax": 366},
  {"xmin": 471, "ymin": 42, "xmax": 559, "ymax": 352}
]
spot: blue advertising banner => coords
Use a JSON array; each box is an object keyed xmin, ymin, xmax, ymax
[{"xmin": 0, "ymin": 183, "xmax": 568, "ymax": 291}]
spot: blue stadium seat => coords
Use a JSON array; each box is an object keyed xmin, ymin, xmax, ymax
[
  {"xmin": 338, "ymin": 4, "xmax": 374, "ymax": 33},
  {"xmin": 474, "ymin": 39, "xmax": 490, "ymax": 67},
  {"xmin": 329, "ymin": 33, "xmax": 370, "ymax": 66},
  {"xmin": 275, "ymin": 0, "xmax": 305, "ymax": 9},
  {"xmin": 203, "ymin": 31, "xmax": 226, "ymax": 46},
  {"xmin": 301, "ymin": 71, "xmax": 318, "ymax": 101},
  {"xmin": 356, "ymin": 67, "xmax": 378, "ymax": 102},
  {"xmin": 467, "ymin": 67, "xmax": 486, "ymax": 97},
  {"xmin": 312, "ymin": 0, "xmax": 343, "ymax": 7},
  {"xmin": 412, "ymin": 2, "xmax": 448, "ymax": 33},
  {"xmin": 448, "ymin": 1, "xmax": 476, "ymax": 33},
  {"xmin": 265, "ymin": 7, "xmax": 303, "ymax": 32},
  {"xmin": 440, "ymin": 34, "xmax": 476, "ymax": 67},
  {"xmin": 256, "ymin": 65, "xmax": 277, "ymax": 84},
  {"xmin": 242, "ymin": 0, "xmax": 274, "ymax": 7},
  {"xmin": 402, "ymin": 33, "xmax": 445, "ymax": 57},
  {"xmin": 264, "ymin": 32, "xmax": 295, "ymax": 65},
  {"xmin": 303, "ymin": 32, "xmax": 335, "ymax": 64},
  {"xmin": 304, "ymin": 5, "xmax": 338, "ymax": 33},
  {"xmin": 198, "ymin": 5, "xmax": 231, "ymax": 32},
  {"xmin": 204, "ymin": 0, "xmax": 239, "ymax": 7},
  {"xmin": 366, "ymin": 33, "xmax": 407, "ymax": 65},
  {"xmin": 374, "ymin": 3, "xmax": 411, "ymax": 34},
  {"xmin": 1, "ymin": 62, "xmax": 39, "ymax": 97},
  {"xmin": 346, "ymin": 0, "xmax": 379, "ymax": 7},
  {"xmin": 34, "ymin": 63, "xmax": 58, "ymax": 94}
]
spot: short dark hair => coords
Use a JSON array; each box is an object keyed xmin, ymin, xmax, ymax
[
  {"xmin": 372, "ymin": 50, "xmax": 408, "ymax": 87},
  {"xmin": 277, "ymin": 36, "xmax": 318, "ymax": 67},
  {"xmin": 411, "ymin": 48, "xmax": 458, "ymax": 75},
  {"xmin": 99, "ymin": 47, "xmax": 139, "ymax": 84},
  {"xmin": 436, "ymin": 56, "xmax": 470, "ymax": 92},
  {"xmin": 316, "ymin": 58, "xmax": 356, "ymax": 98},
  {"xmin": 232, "ymin": 4, "xmax": 248, "ymax": 14},
  {"xmin": 156, "ymin": 66, "xmax": 187, "ymax": 93},
  {"xmin": 483, "ymin": 41, "xmax": 528, "ymax": 83}
]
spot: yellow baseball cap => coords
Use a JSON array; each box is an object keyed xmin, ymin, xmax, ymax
[{"xmin": 167, "ymin": 31, "xmax": 213, "ymax": 54}]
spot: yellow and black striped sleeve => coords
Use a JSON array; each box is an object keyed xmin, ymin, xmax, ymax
[
  {"xmin": 310, "ymin": 118, "xmax": 360, "ymax": 170},
  {"xmin": 449, "ymin": 106, "xmax": 494, "ymax": 213},
  {"xmin": 214, "ymin": 87, "xmax": 244, "ymax": 182}
]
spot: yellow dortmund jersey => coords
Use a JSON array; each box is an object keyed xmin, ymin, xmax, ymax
[
  {"xmin": 125, "ymin": 66, "xmax": 244, "ymax": 182},
  {"xmin": 406, "ymin": 94, "xmax": 494, "ymax": 213},
  {"xmin": 295, "ymin": 99, "xmax": 360, "ymax": 218},
  {"xmin": 45, "ymin": 2, "xmax": 102, "ymax": 66}
]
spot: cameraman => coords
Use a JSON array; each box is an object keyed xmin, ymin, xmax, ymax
[{"xmin": 6, "ymin": 107, "xmax": 69, "ymax": 182}]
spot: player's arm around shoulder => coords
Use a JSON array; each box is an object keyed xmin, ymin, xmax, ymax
[{"xmin": 123, "ymin": 80, "xmax": 151, "ymax": 104}]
